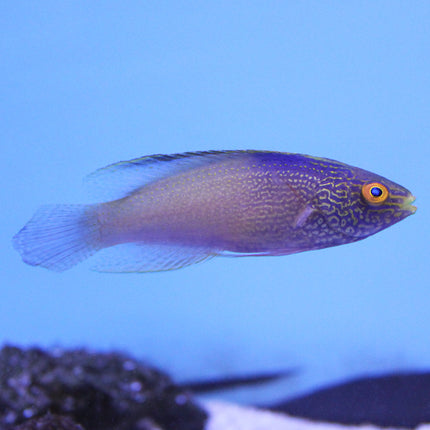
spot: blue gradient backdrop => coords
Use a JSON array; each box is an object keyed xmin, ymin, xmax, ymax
[{"xmin": 1, "ymin": 2, "xmax": 429, "ymax": 404}]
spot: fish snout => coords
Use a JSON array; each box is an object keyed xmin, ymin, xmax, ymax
[{"xmin": 402, "ymin": 194, "xmax": 417, "ymax": 214}]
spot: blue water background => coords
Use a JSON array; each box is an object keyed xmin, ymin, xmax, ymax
[{"xmin": 1, "ymin": 2, "xmax": 429, "ymax": 404}]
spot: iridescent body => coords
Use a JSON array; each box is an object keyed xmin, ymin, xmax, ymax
[{"xmin": 13, "ymin": 150, "xmax": 416, "ymax": 272}]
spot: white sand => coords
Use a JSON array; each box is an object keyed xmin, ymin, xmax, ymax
[{"xmin": 203, "ymin": 400, "xmax": 430, "ymax": 430}]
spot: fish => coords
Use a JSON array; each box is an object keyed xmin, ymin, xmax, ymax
[{"xmin": 12, "ymin": 150, "xmax": 416, "ymax": 273}]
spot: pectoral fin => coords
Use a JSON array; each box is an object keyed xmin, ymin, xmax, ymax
[{"xmin": 294, "ymin": 204, "xmax": 317, "ymax": 228}]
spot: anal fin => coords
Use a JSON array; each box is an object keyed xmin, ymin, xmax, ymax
[{"xmin": 89, "ymin": 242, "xmax": 215, "ymax": 273}]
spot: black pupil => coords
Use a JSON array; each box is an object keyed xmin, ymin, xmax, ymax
[{"xmin": 371, "ymin": 187, "xmax": 383, "ymax": 197}]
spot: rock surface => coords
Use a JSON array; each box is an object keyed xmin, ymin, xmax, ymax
[
  {"xmin": 14, "ymin": 414, "xmax": 85, "ymax": 430},
  {"xmin": 0, "ymin": 345, "xmax": 207, "ymax": 430}
]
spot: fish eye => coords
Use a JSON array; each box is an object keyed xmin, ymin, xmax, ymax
[{"xmin": 362, "ymin": 182, "xmax": 389, "ymax": 205}]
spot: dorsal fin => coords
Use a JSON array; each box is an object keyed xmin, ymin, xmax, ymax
[{"xmin": 84, "ymin": 150, "xmax": 257, "ymax": 200}]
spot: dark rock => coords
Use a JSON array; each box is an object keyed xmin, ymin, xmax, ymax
[
  {"xmin": 14, "ymin": 413, "xmax": 84, "ymax": 430},
  {"xmin": 270, "ymin": 371, "xmax": 430, "ymax": 428},
  {"xmin": 0, "ymin": 345, "xmax": 207, "ymax": 430}
]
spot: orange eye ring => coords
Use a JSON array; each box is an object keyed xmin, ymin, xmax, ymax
[{"xmin": 362, "ymin": 182, "xmax": 389, "ymax": 205}]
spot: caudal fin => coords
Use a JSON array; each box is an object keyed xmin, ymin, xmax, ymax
[{"xmin": 12, "ymin": 204, "xmax": 101, "ymax": 272}]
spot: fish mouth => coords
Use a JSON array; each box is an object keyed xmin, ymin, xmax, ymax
[{"xmin": 402, "ymin": 194, "xmax": 417, "ymax": 214}]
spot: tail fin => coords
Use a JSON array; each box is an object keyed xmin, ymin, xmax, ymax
[{"xmin": 12, "ymin": 204, "xmax": 101, "ymax": 272}]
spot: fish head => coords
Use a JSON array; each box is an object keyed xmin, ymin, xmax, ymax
[{"xmin": 311, "ymin": 165, "xmax": 416, "ymax": 241}]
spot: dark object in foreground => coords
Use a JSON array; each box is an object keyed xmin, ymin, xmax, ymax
[
  {"xmin": 180, "ymin": 368, "xmax": 296, "ymax": 394},
  {"xmin": 0, "ymin": 345, "xmax": 207, "ymax": 430},
  {"xmin": 270, "ymin": 371, "xmax": 430, "ymax": 428}
]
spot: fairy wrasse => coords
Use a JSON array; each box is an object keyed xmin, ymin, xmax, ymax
[{"xmin": 13, "ymin": 150, "xmax": 416, "ymax": 272}]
